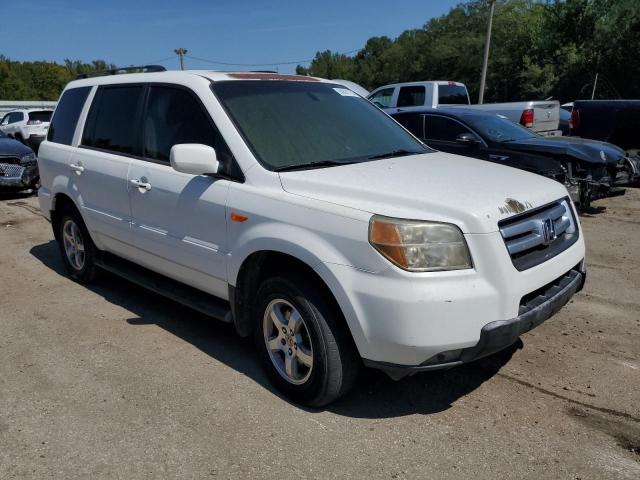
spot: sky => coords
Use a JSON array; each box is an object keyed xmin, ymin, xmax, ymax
[{"xmin": 4, "ymin": 0, "xmax": 461, "ymax": 74}]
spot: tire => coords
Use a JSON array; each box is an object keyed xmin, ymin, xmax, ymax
[
  {"xmin": 56, "ymin": 206, "xmax": 100, "ymax": 283},
  {"xmin": 254, "ymin": 275, "xmax": 360, "ymax": 407}
]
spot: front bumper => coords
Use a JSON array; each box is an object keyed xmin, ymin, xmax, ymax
[
  {"xmin": 363, "ymin": 267, "xmax": 585, "ymax": 379},
  {"xmin": 319, "ymin": 227, "xmax": 586, "ymax": 369}
]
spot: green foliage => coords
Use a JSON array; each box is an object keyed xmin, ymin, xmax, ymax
[
  {"xmin": 302, "ymin": 0, "xmax": 640, "ymax": 102},
  {"xmin": 0, "ymin": 56, "xmax": 114, "ymax": 100}
]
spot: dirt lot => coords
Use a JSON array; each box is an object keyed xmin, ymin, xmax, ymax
[{"xmin": 0, "ymin": 190, "xmax": 639, "ymax": 479}]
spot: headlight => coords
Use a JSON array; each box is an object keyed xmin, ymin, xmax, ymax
[
  {"xmin": 369, "ymin": 215, "xmax": 472, "ymax": 272},
  {"xmin": 21, "ymin": 152, "xmax": 36, "ymax": 163}
]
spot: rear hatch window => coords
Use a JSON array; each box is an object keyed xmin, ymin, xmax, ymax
[
  {"xmin": 28, "ymin": 111, "xmax": 53, "ymax": 123},
  {"xmin": 438, "ymin": 85, "xmax": 469, "ymax": 105}
]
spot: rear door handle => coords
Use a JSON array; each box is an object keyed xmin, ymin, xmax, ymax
[
  {"xmin": 130, "ymin": 178, "xmax": 152, "ymax": 191},
  {"xmin": 70, "ymin": 163, "xmax": 84, "ymax": 174}
]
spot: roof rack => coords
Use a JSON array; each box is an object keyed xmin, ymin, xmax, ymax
[{"xmin": 76, "ymin": 65, "xmax": 167, "ymax": 80}]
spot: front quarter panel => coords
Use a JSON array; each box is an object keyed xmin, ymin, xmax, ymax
[{"xmin": 225, "ymin": 180, "xmax": 386, "ymax": 286}]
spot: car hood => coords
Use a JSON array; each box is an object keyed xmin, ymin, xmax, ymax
[
  {"xmin": 0, "ymin": 137, "xmax": 33, "ymax": 157},
  {"xmin": 504, "ymin": 136, "xmax": 625, "ymax": 165},
  {"xmin": 278, "ymin": 152, "xmax": 569, "ymax": 234}
]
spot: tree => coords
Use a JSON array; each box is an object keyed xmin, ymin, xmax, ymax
[
  {"xmin": 0, "ymin": 57, "xmax": 112, "ymax": 100},
  {"xmin": 298, "ymin": 0, "xmax": 640, "ymax": 102}
]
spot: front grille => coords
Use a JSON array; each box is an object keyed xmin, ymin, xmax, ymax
[
  {"xmin": 0, "ymin": 156, "xmax": 21, "ymax": 165},
  {"xmin": 0, "ymin": 163, "xmax": 25, "ymax": 178},
  {"xmin": 499, "ymin": 198, "xmax": 579, "ymax": 271}
]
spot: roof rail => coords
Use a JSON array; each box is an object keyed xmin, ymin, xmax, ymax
[{"xmin": 75, "ymin": 65, "xmax": 167, "ymax": 80}]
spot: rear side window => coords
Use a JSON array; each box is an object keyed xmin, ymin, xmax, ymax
[
  {"xmin": 47, "ymin": 87, "xmax": 91, "ymax": 145},
  {"xmin": 397, "ymin": 86, "xmax": 426, "ymax": 108},
  {"xmin": 143, "ymin": 86, "xmax": 233, "ymax": 165},
  {"xmin": 393, "ymin": 113, "xmax": 425, "ymax": 138},
  {"xmin": 9, "ymin": 112, "xmax": 24, "ymax": 123},
  {"xmin": 368, "ymin": 88, "xmax": 394, "ymax": 108},
  {"xmin": 83, "ymin": 85, "xmax": 144, "ymax": 155},
  {"xmin": 28, "ymin": 111, "xmax": 53, "ymax": 123},
  {"xmin": 438, "ymin": 85, "xmax": 469, "ymax": 105},
  {"xmin": 424, "ymin": 115, "xmax": 471, "ymax": 141}
]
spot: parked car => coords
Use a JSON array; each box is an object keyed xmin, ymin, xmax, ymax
[
  {"xmin": 38, "ymin": 68, "xmax": 586, "ymax": 406},
  {"xmin": 367, "ymin": 81, "xmax": 561, "ymax": 136},
  {"xmin": 0, "ymin": 129, "xmax": 38, "ymax": 192},
  {"xmin": 392, "ymin": 108, "xmax": 630, "ymax": 209},
  {"xmin": 0, "ymin": 108, "xmax": 53, "ymax": 153},
  {"xmin": 570, "ymin": 100, "xmax": 640, "ymax": 182}
]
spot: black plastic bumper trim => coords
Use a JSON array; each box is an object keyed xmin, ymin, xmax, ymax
[{"xmin": 364, "ymin": 267, "xmax": 585, "ymax": 380}]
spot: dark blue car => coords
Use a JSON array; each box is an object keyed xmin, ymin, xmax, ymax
[
  {"xmin": 392, "ymin": 108, "xmax": 633, "ymax": 208},
  {"xmin": 0, "ymin": 129, "xmax": 38, "ymax": 192}
]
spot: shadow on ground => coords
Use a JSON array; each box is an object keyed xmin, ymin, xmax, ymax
[
  {"xmin": 31, "ymin": 240, "xmax": 518, "ymax": 419},
  {"xmin": 0, "ymin": 190, "xmax": 36, "ymax": 201}
]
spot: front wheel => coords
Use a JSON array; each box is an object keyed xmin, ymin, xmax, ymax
[{"xmin": 255, "ymin": 276, "xmax": 359, "ymax": 407}]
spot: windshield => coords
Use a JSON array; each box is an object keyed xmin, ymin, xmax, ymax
[
  {"xmin": 463, "ymin": 114, "xmax": 537, "ymax": 143},
  {"xmin": 212, "ymin": 80, "xmax": 428, "ymax": 170}
]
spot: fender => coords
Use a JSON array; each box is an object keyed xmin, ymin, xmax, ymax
[{"xmin": 227, "ymin": 220, "xmax": 379, "ymax": 353}]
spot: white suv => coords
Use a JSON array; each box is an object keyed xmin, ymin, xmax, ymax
[
  {"xmin": 37, "ymin": 68, "xmax": 586, "ymax": 406},
  {"xmin": 0, "ymin": 108, "xmax": 53, "ymax": 152}
]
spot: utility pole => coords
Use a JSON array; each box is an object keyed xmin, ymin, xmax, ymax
[
  {"xmin": 591, "ymin": 72, "xmax": 599, "ymax": 100},
  {"xmin": 478, "ymin": 0, "xmax": 496, "ymax": 104},
  {"xmin": 174, "ymin": 48, "xmax": 187, "ymax": 70}
]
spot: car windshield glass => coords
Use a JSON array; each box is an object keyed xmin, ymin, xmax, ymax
[
  {"xmin": 463, "ymin": 114, "xmax": 537, "ymax": 142},
  {"xmin": 212, "ymin": 80, "xmax": 428, "ymax": 170}
]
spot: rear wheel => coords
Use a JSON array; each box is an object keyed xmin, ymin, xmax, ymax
[
  {"xmin": 254, "ymin": 275, "xmax": 359, "ymax": 406},
  {"xmin": 56, "ymin": 206, "xmax": 100, "ymax": 282}
]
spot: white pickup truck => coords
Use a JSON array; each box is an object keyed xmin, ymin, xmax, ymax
[{"xmin": 368, "ymin": 81, "xmax": 561, "ymax": 136}]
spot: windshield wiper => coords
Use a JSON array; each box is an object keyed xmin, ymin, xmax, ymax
[
  {"xmin": 274, "ymin": 160, "xmax": 356, "ymax": 172},
  {"xmin": 367, "ymin": 149, "xmax": 421, "ymax": 160}
]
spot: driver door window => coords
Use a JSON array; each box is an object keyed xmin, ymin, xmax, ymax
[{"xmin": 424, "ymin": 115, "xmax": 472, "ymax": 142}]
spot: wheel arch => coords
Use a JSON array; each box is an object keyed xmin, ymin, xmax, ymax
[
  {"xmin": 231, "ymin": 249, "xmax": 364, "ymax": 359},
  {"xmin": 50, "ymin": 192, "xmax": 96, "ymax": 247}
]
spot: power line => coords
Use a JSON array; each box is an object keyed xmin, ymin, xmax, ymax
[
  {"xmin": 144, "ymin": 56, "xmax": 176, "ymax": 65},
  {"xmin": 183, "ymin": 48, "xmax": 360, "ymax": 68}
]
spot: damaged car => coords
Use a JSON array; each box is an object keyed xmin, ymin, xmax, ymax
[
  {"xmin": 0, "ymin": 129, "xmax": 39, "ymax": 193},
  {"xmin": 392, "ymin": 108, "xmax": 632, "ymax": 209}
]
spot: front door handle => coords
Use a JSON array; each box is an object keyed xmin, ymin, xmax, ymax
[
  {"xmin": 69, "ymin": 163, "xmax": 85, "ymax": 174},
  {"xmin": 130, "ymin": 178, "xmax": 152, "ymax": 191}
]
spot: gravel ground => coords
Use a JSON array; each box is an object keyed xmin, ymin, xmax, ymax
[{"xmin": 0, "ymin": 190, "xmax": 639, "ymax": 479}]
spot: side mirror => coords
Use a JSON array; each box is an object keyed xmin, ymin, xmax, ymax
[
  {"xmin": 456, "ymin": 133, "xmax": 481, "ymax": 145},
  {"xmin": 170, "ymin": 144, "xmax": 219, "ymax": 176}
]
